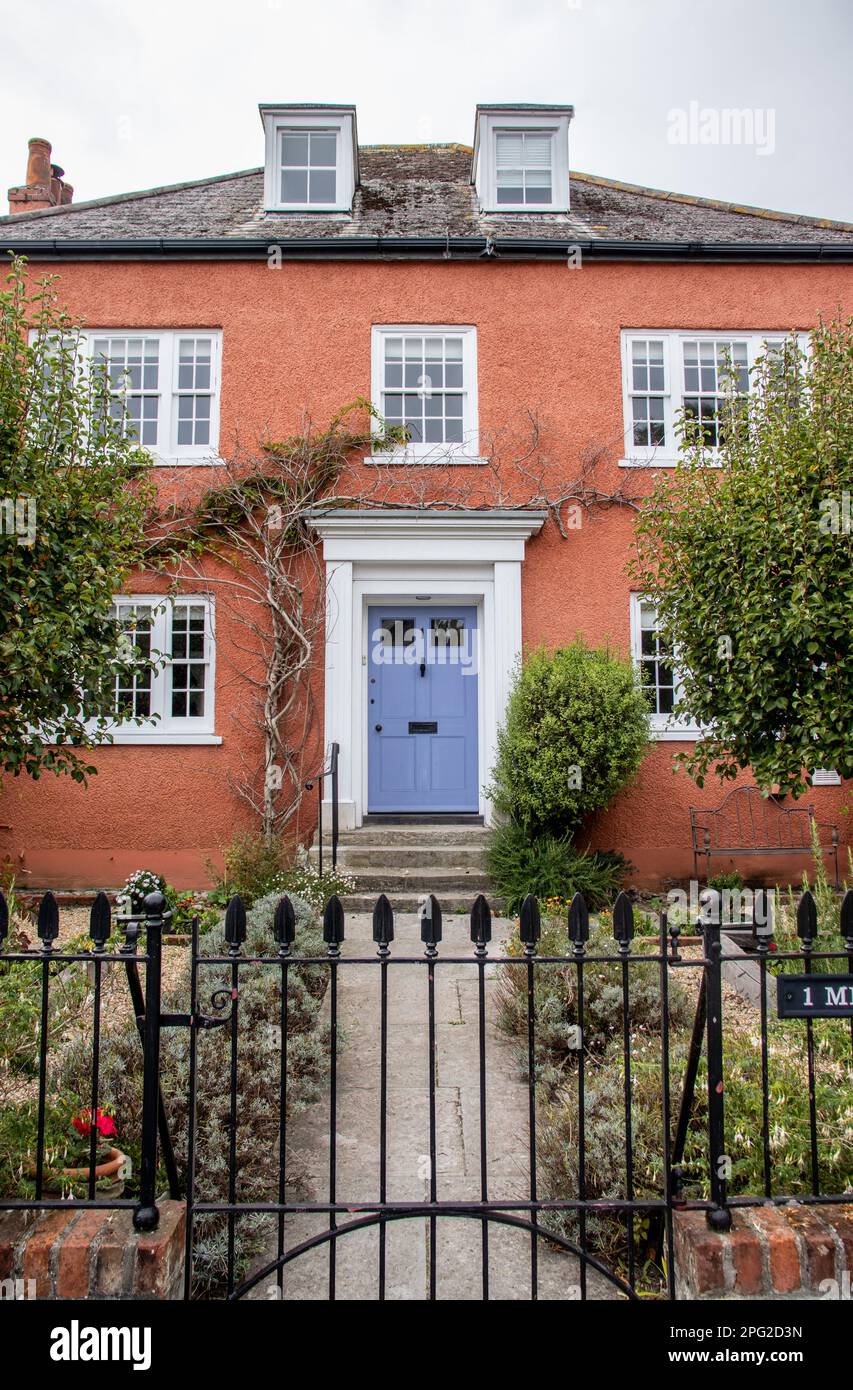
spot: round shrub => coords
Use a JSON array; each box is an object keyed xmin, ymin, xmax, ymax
[{"xmin": 488, "ymin": 641, "xmax": 650, "ymax": 835}]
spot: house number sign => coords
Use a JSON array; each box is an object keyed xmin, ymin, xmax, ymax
[{"xmin": 776, "ymin": 975, "xmax": 853, "ymax": 1019}]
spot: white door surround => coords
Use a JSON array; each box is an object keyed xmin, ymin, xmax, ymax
[{"xmin": 308, "ymin": 509, "xmax": 546, "ymax": 829}]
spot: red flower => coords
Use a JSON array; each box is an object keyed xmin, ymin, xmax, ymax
[{"xmin": 72, "ymin": 1108, "xmax": 117, "ymax": 1140}]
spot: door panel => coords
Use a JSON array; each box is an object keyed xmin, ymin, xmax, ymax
[
  {"xmin": 377, "ymin": 737, "xmax": 416, "ymax": 794},
  {"xmin": 367, "ymin": 605, "xmax": 479, "ymax": 812},
  {"xmin": 430, "ymin": 737, "xmax": 467, "ymax": 791}
]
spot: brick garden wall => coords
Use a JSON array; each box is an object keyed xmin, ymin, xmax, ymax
[
  {"xmin": 0, "ymin": 1203, "xmax": 185, "ymax": 1300},
  {"xmin": 675, "ymin": 1205, "xmax": 853, "ymax": 1299}
]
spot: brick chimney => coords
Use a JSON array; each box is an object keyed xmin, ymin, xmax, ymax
[{"xmin": 7, "ymin": 137, "xmax": 73, "ymax": 215}]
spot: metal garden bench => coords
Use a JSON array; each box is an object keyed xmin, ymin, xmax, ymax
[{"xmin": 690, "ymin": 784, "xmax": 840, "ymax": 887}]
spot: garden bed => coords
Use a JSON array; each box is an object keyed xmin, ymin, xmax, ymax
[
  {"xmin": 0, "ymin": 887, "xmax": 334, "ymax": 1297},
  {"xmin": 495, "ymin": 906, "xmax": 853, "ymax": 1295}
]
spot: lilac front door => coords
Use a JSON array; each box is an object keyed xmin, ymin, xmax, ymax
[{"xmin": 367, "ymin": 606, "xmax": 479, "ymax": 813}]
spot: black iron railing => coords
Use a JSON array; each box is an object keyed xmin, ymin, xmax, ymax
[
  {"xmin": 0, "ymin": 889, "xmax": 179, "ymax": 1231},
  {"xmin": 180, "ymin": 885, "xmax": 853, "ymax": 1300},
  {"xmin": 670, "ymin": 886, "xmax": 853, "ymax": 1211},
  {"xmin": 304, "ymin": 740, "xmax": 339, "ymax": 876},
  {"xmin": 1, "ymin": 879, "xmax": 851, "ymax": 1300}
]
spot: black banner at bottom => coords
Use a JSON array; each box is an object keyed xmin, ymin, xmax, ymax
[{"xmin": 6, "ymin": 1293, "xmax": 849, "ymax": 1375}]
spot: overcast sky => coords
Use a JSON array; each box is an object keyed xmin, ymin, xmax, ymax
[{"xmin": 1, "ymin": 0, "xmax": 851, "ymax": 222}]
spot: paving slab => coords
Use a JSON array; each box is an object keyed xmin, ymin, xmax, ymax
[{"xmin": 246, "ymin": 911, "xmax": 622, "ymax": 1301}]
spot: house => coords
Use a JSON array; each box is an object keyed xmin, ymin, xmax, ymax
[{"xmin": 1, "ymin": 104, "xmax": 850, "ymax": 893}]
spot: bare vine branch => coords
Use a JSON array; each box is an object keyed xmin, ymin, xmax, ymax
[{"xmin": 144, "ymin": 400, "xmax": 641, "ymax": 838}]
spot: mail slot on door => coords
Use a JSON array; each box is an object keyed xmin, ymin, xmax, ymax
[{"xmin": 408, "ymin": 721, "xmax": 438, "ymax": 734}]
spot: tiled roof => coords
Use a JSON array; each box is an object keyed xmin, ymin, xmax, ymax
[{"xmin": 3, "ymin": 144, "xmax": 852, "ymax": 245}]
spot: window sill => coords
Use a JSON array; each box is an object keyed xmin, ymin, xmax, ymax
[
  {"xmin": 619, "ymin": 456, "xmax": 679, "ymax": 469},
  {"xmin": 365, "ymin": 453, "xmax": 488, "ymax": 467},
  {"xmin": 482, "ymin": 206, "xmax": 570, "ymax": 216},
  {"xmin": 149, "ymin": 455, "xmax": 224, "ymax": 468},
  {"xmin": 97, "ymin": 732, "xmax": 223, "ymax": 746},
  {"xmin": 649, "ymin": 723, "xmax": 703, "ymax": 742},
  {"xmin": 264, "ymin": 206, "xmax": 352, "ymax": 216},
  {"xmin": 618, "ymin": 456, "xmax": 724, "ymax": 469}
]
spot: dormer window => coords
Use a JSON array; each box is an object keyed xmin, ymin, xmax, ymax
[
  {"xmin": 280, "ymin": 129, "xmax": 338, "ymax": 205},
  {"xmin": 495, "ymin": 131, "xmax": 553, "ymax": 206},
  {"xmin": 260, "ymin": 104, "xmax": 358, "ymax": 212},
  {"xmin": 472, "ymin": 104, "xmax": 573, "ymax": 213}
]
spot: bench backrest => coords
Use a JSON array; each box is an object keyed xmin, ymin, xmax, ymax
[{"xmin": 690, "ymin": 786, "xmax": 816, "ymax": 850}]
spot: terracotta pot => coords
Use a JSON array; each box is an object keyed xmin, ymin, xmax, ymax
[
  {"xmin": 61, "ymin": 1147, "xmax": 126, "ymax": 1182},
  {"xmin": 28, "ymin": 1146, "xmax": 128, "ymax": 1194}
]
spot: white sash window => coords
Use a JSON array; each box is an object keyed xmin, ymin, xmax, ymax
[
  {"xmin": 100, "ymin": 596, "xmax": 219, "ymax": 744},
  {"xmin": 371, "ymin": 325, "xmax": 480, "ymax": 462},
  {"xmin": 620, "ymin": 330, "xmax": 804, "ymax": 466},
  {"xmin": 82, "ymin": 330, "xmax": 222, "ymax": 463}
]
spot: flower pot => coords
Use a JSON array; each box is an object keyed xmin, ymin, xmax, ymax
[
  {"xmin": 33, "ymin": 1147, "xmax": 129, "ymax": 1195},
  {"xmin": 61, "ymin": 1147, "xmax": 127, "ymax": 1184}
]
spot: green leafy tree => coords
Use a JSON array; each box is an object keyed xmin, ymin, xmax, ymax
[
  {"xmin": 488, "ymin": 640, "xmax": 650, "ymax": 835},
  {"xmin": 632, "ymin": 318, "xmax": 853, "ymax": 796},
  {"xmin": 0, "ymin": 257, "xmax": 153, "ymax": 780}
]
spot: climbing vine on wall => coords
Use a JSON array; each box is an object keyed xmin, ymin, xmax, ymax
[{"xmin": 147, "ymin": 400, "xmax": 643, "ymax": 841}]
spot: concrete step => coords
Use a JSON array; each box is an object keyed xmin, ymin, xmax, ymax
[
  {"xmin": 310, "ymin": 843, "xmax": 488, "ymax": 869},
  {"xmin": 312, "ymin": 820, "xmax": 495, "ymax": 914},
  {"xmin": 339, "ymin": 891, "xmax": 502, "ymax": 914},
  {"xmin": 315, "ymin": 824, "xmax": 491, "ymax": 848},
  {"xmin": 335, "ymin": 865, "xmax": 491, "ymax": 892}
]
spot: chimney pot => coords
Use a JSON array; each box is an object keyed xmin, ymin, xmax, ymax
[
  {"xmin": 8, "ymin": 136, "xmax": 72, "ymax": 215},
  {"xmin": 26, "ymin": 137, "xmax": 52, "ymax": 188}
]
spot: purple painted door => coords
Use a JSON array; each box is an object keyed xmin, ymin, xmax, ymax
[{"xmin": 367, "ymin": 605, "xmax": 479, "ymax": 813}]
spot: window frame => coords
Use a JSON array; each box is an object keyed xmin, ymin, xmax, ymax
[
  {"xmin": 278, "ymin": 126, "xmax": 339, "ymax": 209},
  {"xmin": 89, "ymin": 333, "xmax": 162, "ymax": 450},
  {"xmin": 52, "ymin": 329, "xmax": 223, "ymax": 465},
  {"xmin": 629, "ymin": 593, "xmax": 702, "ymax": 740},
  {"xmin": 619, "ymin": 330, "xmax": 806, "ymax": 467},
  {"xmin": 474, "ymin": 109, "xmax": 570, "ymax": 213},
  {"xmin": 369, "ymin": 324, "xmax": 482, "ymax": 463},
  {"xmin": 96, "ymin": 594, "xmax": 220, "ymax": 745},
  {"xmin": 261, "ymin": 108, "xmax": 356, "ymax": 213},
  {"xmin": 811, "ymin": 769, "xmax": 841, "ymax": 786},
  {"xmin": 168, "ymin": 334, "xmax": 219, "ymax": 457},
  {"xmin": 493, "ymin": 128, "xmax": 555, "ymax": 209}
]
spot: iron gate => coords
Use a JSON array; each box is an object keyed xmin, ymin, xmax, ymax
[{"xmin": 1, "ymin": 883, "xmax": 851, "ymax": 1300}]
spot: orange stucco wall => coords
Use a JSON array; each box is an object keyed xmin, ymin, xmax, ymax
[{"xmin": 1, "ymin": 256, "xmax": 850, "ymax": 889}]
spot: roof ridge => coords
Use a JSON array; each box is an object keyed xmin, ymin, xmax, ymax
[
  {"xmin": 0, "ymin": 166, "xmax": 263, "ymax": 225},
  {"xmin": 360, "ymin": 142, "xmax": 473, "ymax": 151},
  {"xmin": 569, "ymin": 169, "xmax": 853, "ymax": 232}
]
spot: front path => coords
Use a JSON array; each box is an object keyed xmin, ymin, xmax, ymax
[{"xmin": 249, "ymin": 911, "xmax": 616, "ymax": 1300}]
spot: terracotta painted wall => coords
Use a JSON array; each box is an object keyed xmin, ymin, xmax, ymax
[{"xmin": 1, "ymin": 257, "xmax": 850, "ymax": 889}]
